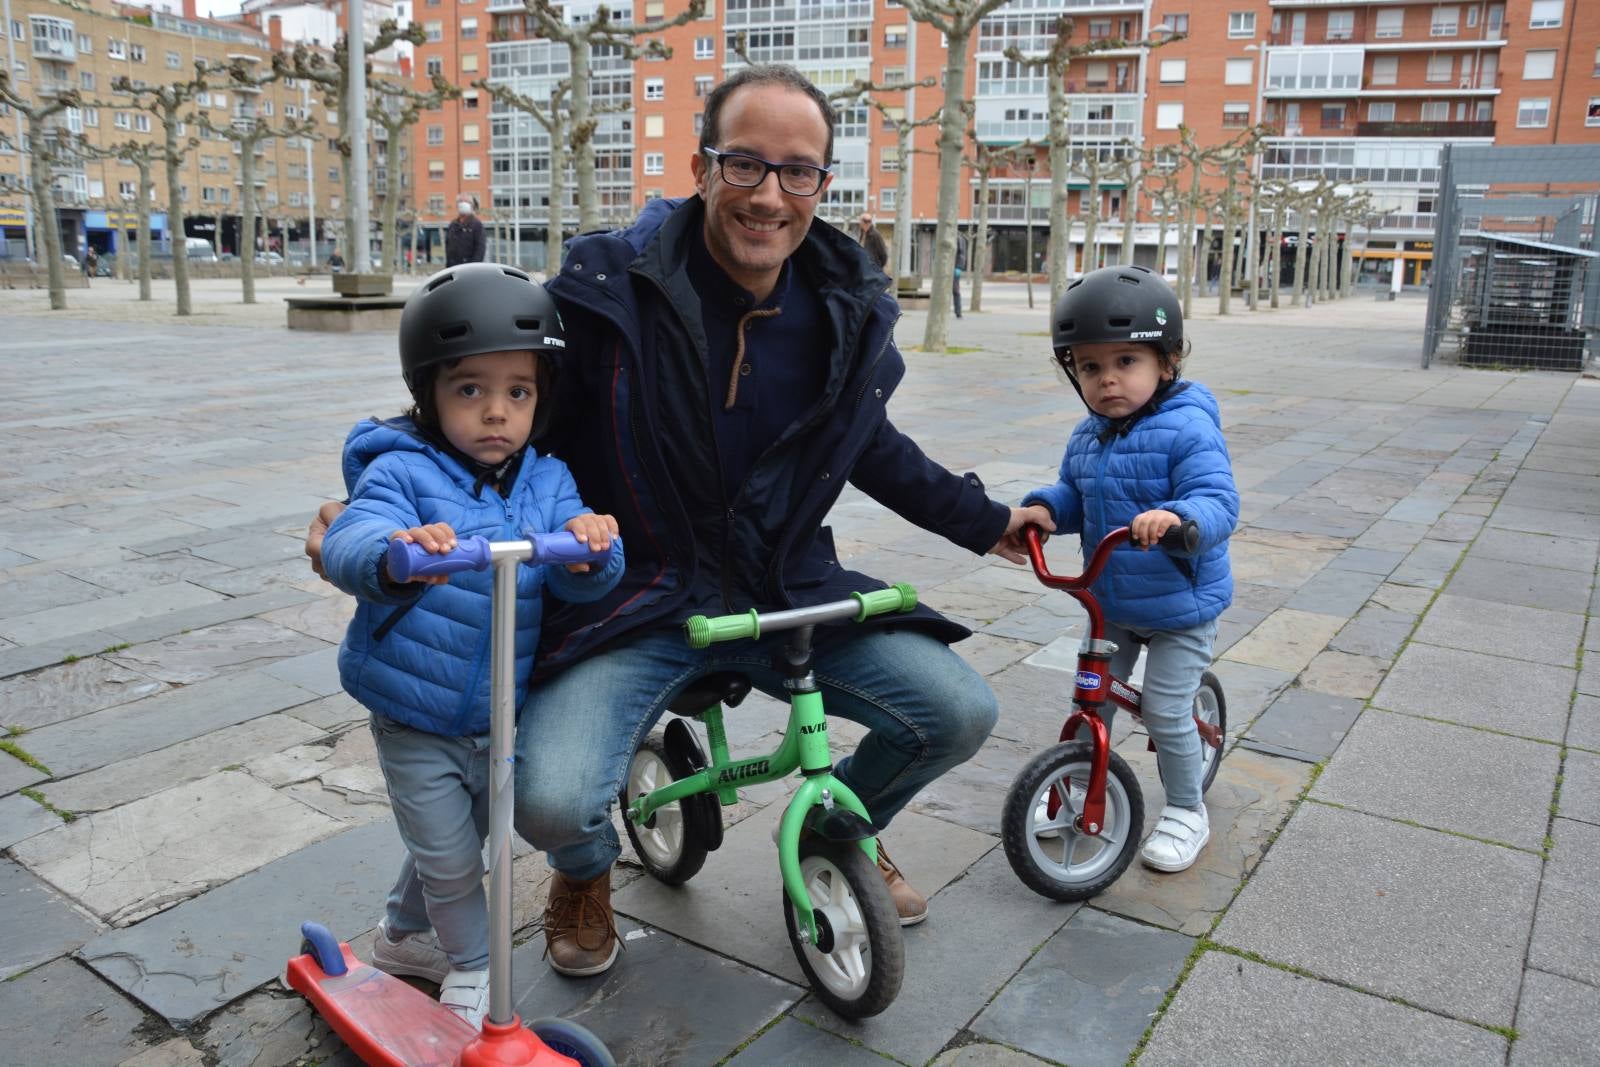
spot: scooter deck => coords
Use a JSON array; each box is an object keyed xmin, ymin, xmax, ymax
[{"xmin": 286, "ymin": 942, "xmax": 477, "ymax": 1067}]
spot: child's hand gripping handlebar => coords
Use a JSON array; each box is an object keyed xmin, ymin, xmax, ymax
[
  {"xmin": 385, "ymin": 531, "xmax": 616, "ymax": 581},
  {"xmin": 1022, "ymin": 520, "xmax": 1199, "ymax": 592}
]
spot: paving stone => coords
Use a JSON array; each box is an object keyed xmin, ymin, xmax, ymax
[
  {"xmin": 792, "ymin": 849, "xmax": 1072, "ymax": 1063},
  {"xmin": 1204, "ymin": 659, "xmax": 1296, "ymax": 734},
  {"xmin": 725, "ymin": 1014, "xmax": 910, "ymax": 1066},
  {"xmin": 985, "ymin": 659, "xmax": 1084, "ymax": 746},
  {"xmin": 1371, "ymin": 643, "xmax": 1572, "ymax": 742},
  {"xmin": 971, "ymin": 906, "xmax": 1190, "ymax": 1067},
  {"xmin": 0, "ymin": 629, "xmax": 121, "ymax": 679},
  {"xmin": 1511, "ymin": 968, "xmax": 1600, "ymax": 1067},
  {"xmin": 927, "ymin": 1045, "xmax": 1059, "ymax": 1066},
  {"xmin": 0, "ymin": 657, "xmax": 170, "ymax": 732},
  {"xmin": 104, "ymin": 617, "xmax": 329, "ymax": 686},
  {"xmin": 105, "ymin": 587, "xmax": 320, "ymax": 647},
  {"xmin": 15, "ymin": 770, "xmax": 342, "ymax": 926},
  {"xmin": 0, "ymin": 581, "xmax": 226, "ymax": 646},
  {"xmin": 1411, "ymin": 594, "xmax": 1584, "ymax": 668},
  {"xmin": 188, "ymin": 531, "xmax": 314, "ymax": 569},
  {"xmin": 192, "ymin": 558, "xmax": 334, "ymax": 598},
  {"xmin": 1139, "ymin": 951, "xmax": 1507, "ymax": 1067},
  {"xmin": 0, "ymin": 790, "xmax": 64, "ymax": 850},
  {"xmin": 981, "ymin": 601, "xmax": 1081, "ymax": 644},
  {"xmin": 1299, "ymin": 649, "xmax": 1388, "ymax": 698},
  {"xmin": 1229, "ymin": 538, "xmax": 1339, "ymax": 591},
  {"xmin": 40, "ymin": 714, "xmax": 324, "ymax": 815},
  {"xmin": 1326, "ymin": 546, "xmax": 1405, "ymax": 576},
  {"xmin": 1467, "ymin": 527, "xmax": 1598, "ymax": 575},
  {"xmin": 21, "ymin": 669, "xmax": 321, "ymax": 778},
  {"xmin": 1570, "ymin": 694, "xmax": 1600, "ymax": 754},
  {"xmin": 1230, "ymin": 581, "xmax": 1294, "ymax": 614},
  {"xmin": 1314, "ymin": 710, "xmax": 1558, "ymax": 852},
  {"xmin": 1093, "ymin": 748, "xmax": 1312, "ymax": 936},
  {"xmin": 1352, "ymin": 519, "xmax": 1430, "ymax": 553},
  {"xmin": 1389, "ymin": 538, "xmax": 1465, "ymax": 590},
  {"xmin": 615, "ymin": 806, "xmax": 994, "ymax": 990},
  {"xmin": 1444, "ymin": 557, "xmax": 1594, "ymax": 616},
  {"xmin": 282, "ymin": 692, "xmax": 367, "ymax": 731},
  {"xmin": 1527, "ymin": 818, "xmax": 1600, "ymax": 988},
  {"xmin": 1245, "ymin": 688, "xmax": 1364, "ymax": 762},
  {"xmin": 907, "ymin": 733, "xmax": 1041, "ymax": 837},
  {"xmin": 119, "ymin": 1038, "xmax": 209, "ymax": 1066},
  {"xmin": 503, "ymin": 916, "xmax": 798, "ymax": 1067},
  {"xmin": 1488, "ymin": 504, "xmax": 1600, "ymax": 541},
  {"xmin": 955, "ymin": 631, "xmax": 1038, "ymax": 677},
  {"xmin": 1369, "ymin": 581, "xmax": 1434, "ymax": 616},
  {"xmin": 1248, "ymin": 499, "xmax": 1374, "ymax": 538},
  {"xmin": 259, "ymin": 644, "xmax": 342, "ymax": 696},
  {"xmin": 0, "ymin": 570, "xmax": 108, "ymax": 620},
  {"xmin": 0, "ymin": 859, "xmax": 101, "ymax": 979},
  {"xmin": 0, "ymin": 748, "xmax": 48, "ymax": 796},
  {"xmin": 81, "ymin": 818, "xmax": 404, "ymax": 1027},
  {"xmin": 1283, "ymin": 566, "xmax": 1385, "ymax": 618},
  {"xmin": 0, "ymin": 957, "xmax": 151, "ymax": 1062},
  {"xmin": 66, "ymin": 552, "xmax": 238, "ymax": 595},
  {"xmin": 1213, "ymin": 803, "xmax": 1540, "ymax": 1028},
  {"xmin": 258, "ymin": 594, "xmax": 356, "ymax": 644},
  {"xmin": 1579, "ymin": 653, "xmax": 1600, "ymax": 698},
  {"xmin": 1221, "ymin": 608, "xmax": 1345, "ymax": 675},
  {"xmin": 194, "ymin": 989, "xmax": 349, "ymax": 1067},
  {"xmin": 1557, "ymin": 749, "xmax": 1600, "ymax": 827}
]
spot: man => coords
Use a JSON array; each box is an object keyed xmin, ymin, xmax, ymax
[
  {"xmin": 445, "ymin": 198, "xmax": 487, "ymax": 267},
  {"xmin": 856, "ymin": 211, "xmax": 889, "ymax": 272},
  {"xmin": 307, "ymin": 64, "xmax": 1051, "ymax": 980}
]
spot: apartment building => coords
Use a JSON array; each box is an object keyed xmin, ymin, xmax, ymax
[
  {"xmin": 415, "ymin": 0, "xmax": 1600, "ymax": 279},
  {"xmin": 0, "ymin": 0, "xmax": 368, "ymax": 262}
]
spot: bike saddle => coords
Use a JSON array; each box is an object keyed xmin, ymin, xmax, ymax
[{"xmin": 667, "ymin": 671, "xmax": 753, "ymax": 715}]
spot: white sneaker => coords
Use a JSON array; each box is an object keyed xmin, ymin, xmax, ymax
[
  {"xmin": 438, "ymin": 967, "xmax": 490, "ymax": 1030},
  {"xmin": 370, "ymin": 919, "xmax": 450, "ymax": 985},
  {"xmin": 1140, "ymin": 804, "xmax": 1210, "ymax": 873}
]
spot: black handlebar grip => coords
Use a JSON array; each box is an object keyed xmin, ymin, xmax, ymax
[{"xmin": 1158, "ymin": 520, "xmax": 1200, "ymax": 554}]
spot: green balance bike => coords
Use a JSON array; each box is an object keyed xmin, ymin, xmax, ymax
[{"xmin": 619, "ymin": 586, "xmax": 919, "ymax": 1019}]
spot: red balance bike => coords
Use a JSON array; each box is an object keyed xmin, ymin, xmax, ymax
[{"xmin": 1000, "ymin": 522, "xmax": 1227, "ymax": 901}]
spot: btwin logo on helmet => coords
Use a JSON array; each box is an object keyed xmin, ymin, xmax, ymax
[
  {"xmin": 543, "ymin": 337, "xmax": 567, "ymax": 348},
  {"xmin": 1129, "ymin": 330, "xmax": 1165, "ymax": 340}
]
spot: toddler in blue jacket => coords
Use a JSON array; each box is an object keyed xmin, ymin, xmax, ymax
[
  {"xmin": 319, "ymin": 264, "xmax": 624, "ymax": 1027},
  {"xmin": 1020, "ymin": 266, "xmax": 1238, "ymax": 874}
]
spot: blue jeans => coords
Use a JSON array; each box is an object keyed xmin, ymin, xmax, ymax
[
  {"xmin": 1077, "ymin": 619, "xmax": 1217, "ymax": 810},
  {"xmin": 514, "ymin": 626, "xmax": 998, "ymax": 881},
  {"xmin": 370, "ymin": 713, "xmax": 492, "ymax": 971}
]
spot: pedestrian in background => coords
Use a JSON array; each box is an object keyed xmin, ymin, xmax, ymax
[
  {"xmin": 856, "ymin": 212, "xmax": 889, "ymax": 273},
  {"xmin": 446, "ymin": 198, "xmax": 487, "ymax": 267}
]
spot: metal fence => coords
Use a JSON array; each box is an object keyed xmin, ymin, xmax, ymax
[{"xmin": 1423, "ymin": 145, "xmax": 1600, "ymax": 371}]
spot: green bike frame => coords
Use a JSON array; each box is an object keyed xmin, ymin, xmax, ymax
[{"xmin": 624, "ymin": 585, "xmax": 917, "ymax": 944}]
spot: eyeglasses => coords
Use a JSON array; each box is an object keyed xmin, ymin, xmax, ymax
[{"xmin": 702, "ymin": 148, "xmax": 831, "ymax": 197}]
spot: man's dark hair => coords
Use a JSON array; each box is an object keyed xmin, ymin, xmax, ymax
[{"xmin": 699, "ymin": 64, "xmax": 836, "ymax": 168}]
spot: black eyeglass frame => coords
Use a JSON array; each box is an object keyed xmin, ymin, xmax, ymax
[{"xmin": 701, "ymin": 147, "xmax": 833, "ymax": 197}]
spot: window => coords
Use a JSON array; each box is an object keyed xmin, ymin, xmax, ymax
[
  {"xmin": 461, "ymin": 17, "xmax": 477, "ymax": 38},
  {"xmin": 114, "ymin": 111, "xmax": 131, "ymax": 129},
  {"xmin": 1523, "ymin": 50, "xmax": 1556, "ymax": 80},
  {"xmin": 424, "ymin": 20, "xmax": 442, "ymax": 41},
  {"xmin": 1431, "ymin": 6, "xmax": 1458, "ymax": 36},
  {"xmin": 694, "ymin": 111, "xmax": 704, "ymax": 134},
  {"xmin": 1427, "ymin": 54, "xmax": 1453, "ymax": 82},
  {"xmin": 460, "ymin": 53, "xmax": 478, "ymax": 73},
  {"xmin": 77, "ymin": 32, "xmax": 90, "ymax": 53},
  {"xmin": 643, "ymin": 151, "xmax": 663, "ymax": 174},
  {"xmin": 1155, "ymin": 101, "xmax": 1184, "ymax": 129},
  {"xmin": 1326, "ymin": 10, "xmax": 1354, "ymax": 40},
  {"xmin": 83, "ymin": 107, "xmax": 97, "ymax": 127},
  {"xmin": 425, "ymin": 56, "xmax": 442, "ymax": 77},
  {"xmin": 644, "ymin": 78, "xmax": 664, "ymax": 101},
  {"xmin": 135, "ymin": 114, "xmax": 150, "ymax": 132},
  {"xmin": 1162, "ymin": 13, "xmax": 1188, "ymax": 34},
  {"xmin": 884, "ymin": 24, "xmax": 906, "ymax": 48},
  {"xmin": 1375, "ymin": 9, "xmax": 1403, "ymax": 37},
  {"xmin": 165, "ymin": 50, "xmax": 180, "ymax": 69},
  {"xmin": 107, "ymin": 36, "xmax": 125, "ymax": 58},
  {"xmin": 328, "ymin": 166, "xmax": 340, "ymax": 183},
  {"xmin": 694, "ymin": 35, "xmax": 713, "ymax": 59},
  {"xmin": 695, "ymin": 75, "xmax": 713, "ymax": 97},
  {"xmin": 1529, "ymin": 0, "xmax": 1562, "ymax": 29},
  {"xmin": 1594, "ymin": 46, "xmax": 1600, "ymax": 76},
  {"xmin": 1085, "ymin": 61, "xmax": 1109, "ymax": 87},
  {"xmin": 880, "ymin": 146, "xmax": 899, "ymax": 171},
  {"xmin": 1222, "ymin": 103, "xmax": 1250, "ymax": 128},
  {"xmin": 462, "ymin": 123, "xmax": 479, "ymax": 143},
  {"xmin": 1587, "ymin": 98, "xmax": 1600, "ymax": 127},
  {"xmin": 1088, "ymin": 19, "xmax": 1111, "ymax": 40},
  {"xmin": 1158, "ymin": 58, "xmax": 1185, "ymax": 84},
  {"xmin": 428, "ymin": 195, "xmax": 445, "ymax": 213},
  {"xmin": 428, "ymin": 159, "xmax": 445, "ymax": 179},
  {"xmin": 1224, "ymin": 58, "xmax": 1252, "ymax": 85},
  {"xmin": 426, "ymin": 124, "xmax": 443, "ymax": 144},
  {"xmin": 645, "ymin": 114, "xmax": 664, "ymax": 138},
  {"xmin": 1320, "ymin": 103, "xmax": 1346, "ymax": 127},
  {"xmin": 1367, "ymin": 101, "xmax": 1395, "ymax": 121},
  {"xmin": 118, "ymin": 180, "xmax": 135, "ymax": 198},
  {"xmin": 644, "ymin": 0, "xmax": 663, "ymax": 16},
  {"xmin": 1371, "ymin": 54, "xmax": 1398, "ymax": 85},
  {"xmin": 883, "ymin": 66, "xmax": 905, "ymax": 84},
  {"xmin": 463, "ymin": 158, "xmax": 480, "ymax": 180},
  {"xmin": 80, "ymin": 70, "xmax": 94, "ymax": 90},
  {"xmin": 1420, "ymin": 100, "xmax": 1448, "ymax": 121},
  {"xmin": 1228, "ymin": 12, "xmax": 1254, "ymax": 38},
  {"xmin": 1517, "ymin": 97, "xmax": 1550, "ymax": 127},
  {"xmin": 129, "ymin": 44, "xmax": 144, "ymax": 62}
]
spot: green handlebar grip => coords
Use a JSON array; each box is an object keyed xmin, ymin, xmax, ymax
[
  {"xmin": 852, "ymin": 583, "xmax": 918, "ymax": 621},
  {"xmin": 683, "ymin": 608, "xmax": 762, "ymax": 649}
]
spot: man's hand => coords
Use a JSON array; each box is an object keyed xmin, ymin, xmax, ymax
[
  {"xmin": 562, "ymin": 513, "xmax": 620, "ymax": 573},
  {"xmin": 989, "ymin": 505, "xmax": 1056, "ymax": 565},
  {"xmin": 305, "ymin": 501, "xmax": 347, "ymax": 582},
  {"xmin": 1129, "ymin": 509, "xmax": 1183, "ymax": 550}
]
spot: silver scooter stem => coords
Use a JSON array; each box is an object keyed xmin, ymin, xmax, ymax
[{"xmin": 487, "ymin": 547, "xmax": 523, "ymax": 1027}]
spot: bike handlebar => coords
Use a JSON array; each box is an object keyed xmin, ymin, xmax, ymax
[
  {"xmin": 1023, "ymin": 519, "xmax": 1199, "ymax": 592},
  {"xmin": 683, "ymin": 583, "xmax": 918, "ymax": 649},
  {"xmin": 385, "ymin": 531, "xmax": 615, "ymax": 582}
]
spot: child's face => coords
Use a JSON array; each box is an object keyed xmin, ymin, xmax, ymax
[
  {"xmin": 1068, "ymin": 342, "xmax": 1173, "ymax": 419},
  {"xmin": 432, "ymin": 350, "xmax": 540, "ymax": 466}
]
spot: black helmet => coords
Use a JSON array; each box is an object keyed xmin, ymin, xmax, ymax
[
  {"xmin": 1052, "ymin": 265, "xmax": 1183, "ymax": 361},
  {"xmin": 399, "ymin": 262, "xmax": 566, "ymax": 396}
]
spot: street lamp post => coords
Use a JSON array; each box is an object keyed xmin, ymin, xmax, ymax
[
  {"xmin": 1244, "ymin": 40, "xmax": 1269, "ymax": 310},
  {"xmin": 348, "ymin": 0, "xmax": 370, "ymax": 273},
  {"xmin": 1024, "ymin": 153, "xmax": 1036, "ymax": 310}
]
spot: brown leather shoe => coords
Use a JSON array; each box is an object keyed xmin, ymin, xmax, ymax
[
  {"xmin": 875, "ymin": 844, "xmax": 928, "ymax": 927},
  {"xmin": 542, "ymin": 870, "xmax": 621, "ymax": 976}
]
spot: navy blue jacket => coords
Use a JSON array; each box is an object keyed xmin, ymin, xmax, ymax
[{"xmin": 535, "ymin": 197, "xmax": 1010, "ymax": 674}]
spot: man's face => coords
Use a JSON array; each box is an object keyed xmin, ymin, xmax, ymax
[
  {"xmin": 691, "ymin": 83, "xmax": 832, "ymax": 300},
  {"xmin": 859, "ymin": 213, "xmax": 872, "ymax": 231}
]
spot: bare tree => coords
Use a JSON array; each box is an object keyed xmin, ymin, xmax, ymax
[
  {"xmin": 829, "ymin": 76, "xmax": 938, "ymax": 283},
  {"xmin": 523, "ymin": 0, "xmax": 705, "ymax": 234},
  {"xmin": 1143, "ymin": 151, "xmax": 1182, "ymax": 281},
  {"xmin": 472, "ymin": 78, "xmax": 570, "ymax": 274},
  {"xmin": 370, "ymin": 74, "xmax": 459, "ymax": 274},
  {"xmin": 113, "ymin": 63, "xmax": 225, "ymax": 316},
  {"xmin": 963, "ymin": 134, "xmax": 1038, "ymax": 313},
  {"xmin": 0, "ymin": 70, "xmax": 81, "ymax": 309},
  {"xmin": 78, "ymin": 137, "xmax": 161, "ymax": 301}
]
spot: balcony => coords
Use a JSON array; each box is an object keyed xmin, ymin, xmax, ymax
[
  {"xmin": 1065, "ymin": 77, "xmax": 1135, "ymax": 94},
  {"xmin": 1355, "ymin": 120, "xmax": 1494, "ymax": 138},
  {"xmin": 29, "ymin": 16, "xmax": 77, "ymax": 63}
]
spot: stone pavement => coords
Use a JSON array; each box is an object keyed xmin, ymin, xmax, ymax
[{"xmin": 0, "ymin": 281, "xmax": 1596, "ymax": 1067}]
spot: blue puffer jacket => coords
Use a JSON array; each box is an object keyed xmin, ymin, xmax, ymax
[
  {"xmin": 1022, "ymin": 381, "xmax": 1238, "ymax": 631},
  {"xmin": 322, "ymin": 417, "xmax": 625, "ymax": 736}
]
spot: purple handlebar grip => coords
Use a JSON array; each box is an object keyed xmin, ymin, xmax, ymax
[
  {"xmin": 385, "ymin": 536, "xmax": 492, "ymax": 582},
  {"xmin": 529, "ymin": 531, "xmax": 615, "ymax": 566}
]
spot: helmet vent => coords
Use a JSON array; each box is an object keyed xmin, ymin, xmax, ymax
[
  {"xmin": 502, "ymin": 267, "xmax": 531, "ymax": 282},
  {"xmin": 426, "ymin": 273, "xmax": 456, "ymax": 293},
  {"xmin": 1117, "ymin": 274, "xmax": 1142, "ymax": 286},
  {"xmin": 1058, "ymin": 319, "xmax": 1074, "ymax": 332},
  {"xmin": 1108, "ymin": 316, "xmax": 1132, "ymax": 327},
  {"xmin": 437, "ymin": 322, "xmax": 471, "ymax": 341},
  {"xmin": 515, "ymin": 316, "xmax": 542, "ymax": 332}
]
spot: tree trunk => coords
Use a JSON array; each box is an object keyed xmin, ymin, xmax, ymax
[
  {"xmin": 1081, "ymin": 163, "xmax": 1100, "ymax": 282},
  {"xmin": 970, "ymin": 165, "xmax": 992, "ymax": 312},
  {"xmin": 920, "ymin": 25, "xmax": 973, "ymax": 352},
  {"xmin": 1218, "ymin": 177, "xmax": 1237, "ymax": 315},
  {"xmin": 1154, "ymin": 197, "xmax": 1169, "ymax": 280},
  {"xmin": 1121, "ymin": 167, "xmax": 1138, "ymax": 265},
  {"xmin": 240, "ymin": 141, "xmax": 258, "ymax": 304},
  {"xmin": 1045, "ymin": 73, "xmax": 1069, "ymax": 306},
  {"xmin": 1197, "ymin": 207, "xmax": 1213, "ymax": 306},
  {"xmin": 893, "ymin": 122, "xmax": 914, "ymax": 282},
  {"xmin": 166, "ymin": 109, "xmax": 191, "ymax": 317},
  {"xmin": 569, "ymin": 39, "xmax": 600, "ymax": 235},
  {"xmin": 546, "ymin": 129, "xmax": 567, "ymax": 276},
  {"xmin": 137, "ymin": 164, "xmax": 153, "ymax": 301},
  {"xmin": 1291, "ymin": 203, "xmax": 1310, "ymax": 307},
  {"xmin": 382, "ymin": 125, "xmax": 403, "ymax": 273},
  {"xmin": 31, "ymin": 143, "xmax": 67, "ymax": 310}
]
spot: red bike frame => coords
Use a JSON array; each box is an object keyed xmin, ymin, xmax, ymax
[{"xmin": 1023, "ymin": 525, "xmax": 1224, "ymax": 838}]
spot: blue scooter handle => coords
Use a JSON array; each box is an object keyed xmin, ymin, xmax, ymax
[{"xmin": 385, "ymin": 531, "xmax": 615, "ymax": 582}]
